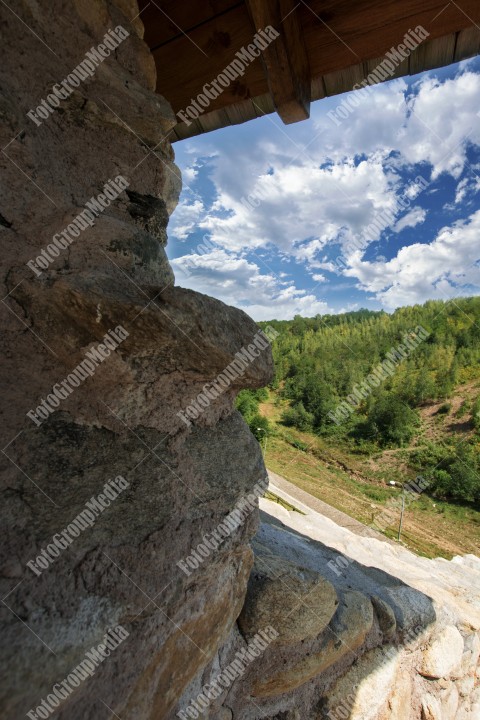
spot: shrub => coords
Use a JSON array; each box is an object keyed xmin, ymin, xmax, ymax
[
  {"xmin": 281, "ymin": 402, "xmax": 313, "ymax": 430},
  {"xmin": 248, "ymin": 414, "xmax": 270, "ymax": 441},
  {"xmin": 365, "ymin": 394, "xmax": 419, "ymax": 447}
]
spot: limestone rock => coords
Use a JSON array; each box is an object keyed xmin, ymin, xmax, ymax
[
  {"xmin": 453, "ymin": 632, "xmax": 480, "ymax": 678},
  {"xmin": 252, "ymin": 590, "xmax": 373, "ymax": 697},
  {"xmin": 440, "ymin": 683, "xmax": 459, "ymax": 720},
  {"xmin": 239, "ymin": 544, "xmax": 338, "ymax": 646},
  {"xmin": 457, "ymin": 676, "xmax": 476, "ymax": 697},
  {"xmin": 419, "ymin": 625, "xmax": 464, "ymax": 678},
  {"xmin": 383, "ymin": 585, "xmax": 436, "ymax": 635},
  {"xmin": 421, "ymin": 693, "xmax": 443, "ymax": 720},
  {"xmin": 471, "ymin": 686, "xmax": 480, "ymax": 716},
  {"xmin": 385, "ymin": 670, "xmax": 412, "ymax": 720},
  {"xmin": 326, "ymin": 646, "xmax": 400, "ymax": 720}
]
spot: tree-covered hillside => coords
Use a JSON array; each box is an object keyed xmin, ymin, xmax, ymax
[{"xmin": 238, "ymin": 297, "xmax": 480, "ymax": 504}]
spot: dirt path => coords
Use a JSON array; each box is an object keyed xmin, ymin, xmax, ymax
[{"xmin": 267, "ymin": 469, "xmax": 398, "ymax": 545}]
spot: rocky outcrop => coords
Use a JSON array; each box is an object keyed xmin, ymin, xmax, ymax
[
  {"xmin": 0, "ymin": 2, "xmax": 272, "ymax": 719},
  {"xmin": 194, "ymin": 491, "xmax": 478, "ymax": 719},
  {"xmin": 1, "ymin": 2, "xmax": 479, "ymax": 720},
  {"xmin": 238, "ymin": 543, "xmax": 339, "ymax": 647}
]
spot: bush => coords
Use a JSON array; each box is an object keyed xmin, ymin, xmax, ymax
[
  {"xmin": 253, "ymin": 387, "xmax": 269, "ymax": 403},
  {"xmin": 235, "ymin": 390, "xmax": 258, "ymax": 423},
  {"xmin": 248, "ymin": 414, "xmax": 270, "ymax": 441},
  {"xmin": 281, "ymin": 402, "xmax": 313, "ymax": 430},
  {"xmin": 235, "ymin": 390, "xmax": 271, "ymax": 442},
  {"xmin": 283, "ymin": 433, "xmax": 309, "ymax": 451},
  {"xmin": 365, "ymin": 394, "xmax": 419, "ymax": 447},
  {"xmin": 413, "ymin": 441, "xmax": 480, "ymax": 503}
]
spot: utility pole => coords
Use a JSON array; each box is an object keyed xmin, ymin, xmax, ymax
[{"xmin": 398, "ymin": 485, "xmax": 406, "ymax": 541}]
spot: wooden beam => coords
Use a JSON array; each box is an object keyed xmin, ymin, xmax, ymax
[{"xmin": 246, "ymin": 0, "xmax": 311, "ymax": 123}]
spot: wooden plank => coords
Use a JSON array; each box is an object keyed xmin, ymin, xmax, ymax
[
  {"xmin": 299, "ymin": 0, "xmax": 478, "ymax": 78},
  {"xmin": 251, "ymin": 92, "xmax": 276, "ymax": 117},
  {"xmin": 152, "ymin": 0, "xmax": 479, "ymax": 119},
  {"xmin": 245, "ymin": 0, "xmax": 311, "ymax": 123},
  {"xmin": 454, "ymin": 26, "xmax": 480, "ymax": 62},
  {"xmin": 137, "ymin": 0, "xmax": 239, "ymax": 48},
  {"xmin": 225, "ymin": 97, "xmax": 258, "ymax": 124},
  {"xmin": 365, "ymin": 54, "xmax": 409, "ymax": 81},
  {"xmin": 172, "ymin": 117, "xmax": 204, "ymax": 141},
  {"xmin": 198, "ymin": 108, "xmax": 232, "ymax": 133},
  {"xmin": 153, "ymin": 4, "xmax": 268, "ymax": 117},
  {"xmin": 323, "ymin": 62, "xmax": 365, "ymax": 96},
  {"xmin": 311, "ymin": 75, "xmax": 326, "ymax": 102},
  {"xmin": 171, "ymin": 95, "xmax": 275, "ymax": 141},
  {"xmin": 409, "ymin": 33, "xmax": 456, "ymax": 75}
]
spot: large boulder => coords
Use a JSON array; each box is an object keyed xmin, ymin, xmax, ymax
[{"xmin": 238, "ymin": 543, "xmax": 338, "ymax": 646}]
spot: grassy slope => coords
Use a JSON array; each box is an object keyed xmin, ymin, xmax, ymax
[{"xmin": 260, "ymin": 383, "xmax": 480, "ymax": 560}]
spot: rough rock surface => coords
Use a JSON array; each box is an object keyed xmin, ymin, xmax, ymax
[
  {"xmin": 238, "ymin": 542, "xmax": 339, "ymax": 646},
  {"xmin": 419, "ymin": 625, "xmax": 464, "ymax": 679},
  {"xmin": 1, "ymin": 2, "xmax": 479, "ymax": 720},
  {"xmin": 0, "ymin": 2, "xmax": 272, "ymax": 719}
]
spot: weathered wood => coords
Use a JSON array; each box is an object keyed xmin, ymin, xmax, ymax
[
  {"xmin": 409, "ymin": 33, "xmax": 456, "ymax": 75},
  {"xmin": 225, "ymin": 97, "xmax": 258, "ymax": 124},
  {"xmin": 157, "ymin": 0, "xmax": 480, "ymax": 140},
  {"xmin": 454, "ymin": 26, "xmax": 480, "ymax": 62},
  {"xmin": 252, "ymin": 92, "xmax": 276, "ymax": 117},
  {"xmin": 323, "ymin": 63, "xmax": 365, "ymax": 96},
  {"xmin": 365, "ymin": 54, "xmax": 409, "ymax": 82},
  {"xmin": 199, "ymin": 108, "xmax": 231, "ymax": 134},
  {"xmin": 246, "ymin": 0, "xmax": 311, "ymax": 123},
  {"xmin": 138, "ymin": 0, "xmax": 239, "ymax": 48},
  {"xmin": 300, "ymin": 0, "xmax": 476, "ymax": 78},
  {"xmin": 152, "ymin": 4, "xmax": 267, "ymax": 117},
  {"xmin": 311, "ymin": 75, "xmax": 326, "ymax": 102}
]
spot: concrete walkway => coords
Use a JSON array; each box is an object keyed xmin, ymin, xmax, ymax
[{"xmin": 267, "ymin": 468, "xmax": 397, "ymax": 545}]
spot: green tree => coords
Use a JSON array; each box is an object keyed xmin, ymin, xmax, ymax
[
  {"xmin": 412, "ymin": 367, "xmax": 436, "ymax": 404},
  {"xmin": 235, "ymin": 390, "xmax": 258, "ymax": 423},
  {"xmin": 281, "ymin": 402, "xmax": 313, "ymax": 430},
  {"xmin": 366, "ymin": 394, "xmax": 419, "ymax": 446}
]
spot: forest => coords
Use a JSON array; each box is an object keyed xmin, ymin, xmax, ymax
[{"xmin": 237, "ymin": 297, "xmax": 480, "ymax": 504}]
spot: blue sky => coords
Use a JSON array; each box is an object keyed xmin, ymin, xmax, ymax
[{"xmin": 167, "ymin": 57, "xmax": 480, "ymax": 320}]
